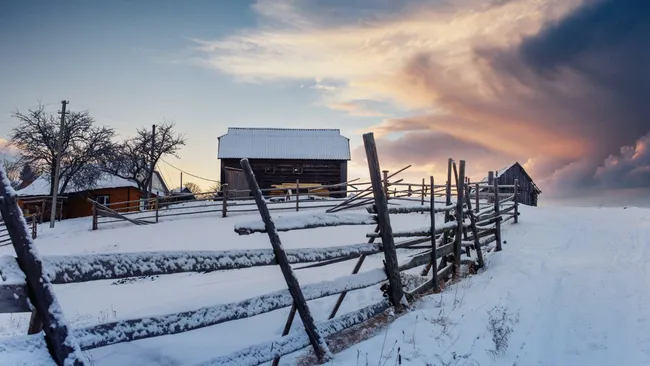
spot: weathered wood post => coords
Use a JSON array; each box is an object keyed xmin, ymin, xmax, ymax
[
  {"xmin": 0, "ymin": 168, "xmax": 88, "ymax": 365},
  {"xmin": 155, "ymin": 197, "xmax": 160, "ymax": 223},
  {"xmin": 92, "ymin": 202, "xmax": 98, "ymax": 230},
  {"xmin": 421, "ymin": 178, "xmax": 425, "ymax": 208},
  {"xmin": 40, "ymin": 200, "xmax": 45, "ymax": 224},
  {"xmin": 296, "ymin": 179, "xmax": 300, "ymax": 212},
  {"xmin": 363, "ymin": 133, "xmax": 405, "ymax": 309},
  {"xmin": 429, "ymin": 176, "xmax": 440, "ymax": 292},
  {"xmin": 475, "ymin": 183, "xmax": 480, "ymax": 213},
  {"xmin": 513, "ymin": 179, "xmax": 519, "ymax": 224},
  {"xmin": 221, "ymin": 184, "xmax": 228, "ymax": 218},
  {"xmin": 464, "ymin": 185, "xmax": 484, "ymax": 269},
  {"xmin": 454, "ymin": 160, "xmax": 466, "ymax": 278},
  {"xmin": 382, "ymin": 170, "xmax": 389, "ymax": 197},
  {"xmin": 487, "ymin": 171, "xmax": 494, "ymax": 204},
  {"xmin": 493, "ymin": 173, "xmax": 502, "ymax": 251},
  {"xmin": 31, "ymin": 216, "xmax": 37, "ymax": 239},
  {"xmin": 240, "ymin": 158, "xmax": 331, "ymax": 362}
]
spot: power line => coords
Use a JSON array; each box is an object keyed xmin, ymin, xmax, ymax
[{"xmin": 159, "ymin": 158, "xmax": 220, "ymax": 183}]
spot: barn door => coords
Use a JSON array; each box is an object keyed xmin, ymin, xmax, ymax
[{"xmin": 224, "ymin": 167, "xmax": 249, "ymax": 198}]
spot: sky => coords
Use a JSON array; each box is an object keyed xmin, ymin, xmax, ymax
[{"xmin": 2, "ymin": 0, "xmax": 649, "ymax": 204}]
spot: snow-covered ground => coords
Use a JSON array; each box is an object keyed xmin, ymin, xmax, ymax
[{"xmin": 2, "ymin": 203, "xmax": 650, "ymax": 365}]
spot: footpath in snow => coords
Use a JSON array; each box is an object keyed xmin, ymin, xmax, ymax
[{"xmin": 334, "ymin": 206, "xmax": 650, "ymax": 365}]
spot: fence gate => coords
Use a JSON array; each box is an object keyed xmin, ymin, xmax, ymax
[{"xmin": 224, "ymin": 167, "xmax": 249, "ymax": 197}]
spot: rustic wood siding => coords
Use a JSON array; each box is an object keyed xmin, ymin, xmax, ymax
[
  {"xmin": 221, "ymin": 158, "xmax": 347, "ymax": 198},
  {"xmin": 496, "ymin": 163, "xmax": 539, "ymax": 206}
]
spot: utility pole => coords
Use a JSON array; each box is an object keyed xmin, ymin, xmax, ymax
[
  {"xmin": 50, "ymin": 101, "xmax": 69, "ymax": 228},
  {"xmin": 180, "ymin": 172, "xmax": 183, "ymax": 191},
  {"xmin": 146, "ymin": 124, "xmax": 156, "ymax": 200}
]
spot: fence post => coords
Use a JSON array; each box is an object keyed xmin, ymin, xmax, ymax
[
  {"xmin": 31, "ymin": 216, "xmax": 37, "ymax": 239},
  {"xmin": 487, "ymin": 171, "xmax": 494, "ymax": 203},
  {"xmin": 296, "ymin": 179, "xmax": 300, "ymax": 212},
  {"xmin": 429, "ymin": 176, "xmax": 440, "ymax": 292},
  {"xmin": 155, "ymin": 197, "xmax": 159, "ymax": 223},
  {"xmin": 240, "ymin": 158, "xmax": 331, "ymax": 362},
  {"xmin": 421, "ymin": 178, "xmax": 425, "ymax": 210},
  {"xmin": 382, "ymin": 170, "xmax": 389, "ymax": 197},
  {"xmin": 513, "ymin": 179, "xmax": 519, "ymax": 224},
  {"xmin": 464, "ymin": 185, "xmax": 485, "ymax": 269},
  {"xmin": 92, "ymin": 202, "xmax": 98, "ymax": 231},
  {"xmin": 475, "ymin": 183, "xmax": 480, "ymax": 213},
  {"xmin": 0, "ymin": 169, "xmax": 88, "ymax": 365},
  {"xmin": 493, "ymin": 173, "xmax": 502, "ymax": 251},
  {"xmin": 222, "ymin": 184, "xmax": 228, "ymax": 218},
  {"xmin": 363, "ymin": 133, "xmax": 405, "ymax": 309},
  {"xmin": 454, "ymin": 160, "xmax": 466, "ymax": 278}
]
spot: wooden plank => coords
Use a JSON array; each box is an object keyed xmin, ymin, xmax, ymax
[
  {"xmin": 0, "ymin": 170, "xmax": 88, "ymax": 365},
  {"xmin": 73, "ymin": 267, "xmax": 388, "ymax": 350},
  {"xmin": 240, "ymin": 158, "xmax": 331, "ymax": 362},
  {"xmin": 362, "ymin": 133, "xmax": 404, "ymax": 309},
  {"xmin": 514, "ymin": 179, "xmax": 519, "ymax": 224}
]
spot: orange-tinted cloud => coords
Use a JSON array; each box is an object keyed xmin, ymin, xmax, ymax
[{"xmin": 197, "ymin": 0, "xmax": 650, "ymax": 197}]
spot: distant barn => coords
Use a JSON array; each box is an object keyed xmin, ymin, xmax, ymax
[
  {"xmin": 217, "ymin": 128, "xmax": 351, "ymax": 198},
  {"xmin": 481, "ymin": 162, "xmax": 541, "ymax": 206}
]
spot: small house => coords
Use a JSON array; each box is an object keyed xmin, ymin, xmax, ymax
[
  {"xmin": 217, "ymin": 128, "xmax": 351, "ymax": 198},
  {"xmin": 480, "ymin": 162, "xmax": 541, "ymax": 206},
  {"xmin": 17, "ymin": 172, "xmax": 169, "ymax": 220}
]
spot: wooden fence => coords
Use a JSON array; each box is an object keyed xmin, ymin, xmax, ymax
[{"xmin": 0, "ymin": 133, "xmax": 521, "ymax": 366}]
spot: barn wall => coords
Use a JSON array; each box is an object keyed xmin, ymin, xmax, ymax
[
  {"xmin": 496, "ymin": 164, "xmax": 539, "ymax": 206},
  {"xmin": 67, "ymin": 187, "xmax": 145, "ymax": 218},
  {"xmin": 221, "ymin": 158, "xmax": 347, "ymax": 197}
]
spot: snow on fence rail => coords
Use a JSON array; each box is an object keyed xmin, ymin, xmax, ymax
[{"xmin": 0, "ymin": 133, "xmax": 523, "ymax": 366}]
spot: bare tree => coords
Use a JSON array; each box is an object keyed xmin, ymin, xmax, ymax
[
  {"xmin": 1, "ymin": 159, "xmax": 21, "ymax": 189},
  {"xmin": 103, "ymin": 121, "xmax": 186, "ymax": 193},
  {"xmin": 207, "ymin": 182, "xmax": 221, "ymax": 193},
  {"xmin": 10, "ymin": 105, "xmax": 116, "ymax": 195},
  {"xmin": 183, "ymin": 182, "xmax": 201, "ymax": 193}
]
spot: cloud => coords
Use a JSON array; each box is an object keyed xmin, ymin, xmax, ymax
[
  {"xmin": 329, "ymin": 101, "xmax": 385, "ymax": 117},
  {"xmin": 197, "ymin": 0, "xmax": 650, "ymax": 198}
]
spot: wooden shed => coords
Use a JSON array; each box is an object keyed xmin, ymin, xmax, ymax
[
  {"xmin": 217, "ymin": 128, "xmax": 351, "ymax": 198},
  {"xmin": 17, "ymin": 172, "xmax": 170, "ymax": 220},
  {"xmin": 481, "ymin": 162, "xmax": 541, "ymax": 206}
]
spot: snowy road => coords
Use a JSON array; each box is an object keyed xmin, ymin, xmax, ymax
[{"xmin": 335, "ymin": 206, "xmax": 650, "ymax": 365}]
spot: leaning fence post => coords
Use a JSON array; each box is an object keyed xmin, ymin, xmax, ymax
[
  {"xmin": 363, "ymin": 133, "xmax": 405, "ymax": 309},
  {"xmin": 493, "ymin": 173, "xmax": 502, "ymax": 251},
  {"xmin": 0, "ymin": 168, "xmax": 88, "ymax": 365},
  {"xmin": 240, "ymin": 158, "xmax": 331, "ymax": 362},
  {"xmin": 296, "ymin": 179, "xmax": 300, "ymax": 212},
  {"xmin": 222, "ymin": 184, "xmax": 229, "ymax": 218},
  {"xmin": 454, "ymin": 160, "xmax": 466, "ymax": 278},
  {"xmin": 513, "ymin": 179, "xmax": 519, "ymax": 224},
  {"xmin": 92, "ymin": 202, "xmax": 98, "ymax": 230}
]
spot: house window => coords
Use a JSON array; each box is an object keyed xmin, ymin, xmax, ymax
[
  {"xmin": 293, "ymin": 166, "xmax": 303, "ymax": 174},
  {"xmin": 264, "ymin": 166, "xmax": 275, "ymax": 174},
  {"xmin": 96, "ymin": 195, "xmax": 110, "ymax": 205}
]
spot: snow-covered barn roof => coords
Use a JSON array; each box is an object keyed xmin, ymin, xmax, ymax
[{"xmin": 217, "ymin": 128, "xmax": 351, "ymax": 160}]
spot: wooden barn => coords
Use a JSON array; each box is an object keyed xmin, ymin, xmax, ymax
[
  {"xmin": 17, "ymin": 172, "xmax": 169, "ymax": 220},
  {"xmin": 480, "ymin": 162, "xmax": 541, "ymax": 206},
  {"xmin": 217, "ymin": 128, "xmax": 351, "ymax": 198}
]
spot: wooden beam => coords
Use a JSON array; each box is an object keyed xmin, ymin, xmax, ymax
[
  {"xmin": 429, "ymin": 176, "xmax": 440, "ymax": 292},
  {"xmin": 454, "ymin": 160, "xmax": 466, "ymax": 278},
  {"xmin": 240, "ymin": 158, "xmax": 331, "ymax": 362},
  {"xmin": 493, "ymin": 173, "xmax": 503, "ymax": 251},
  {"xmin": 363, "ymin": 133, "xmax": 404, "ymax": 310},
  {"xmin": 0, "ymin": 169, "xmax": 88, "ymax": 365},
  {"xmin": 464, "ymin": 185, "xmax": 484, "ymax": 269}
]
